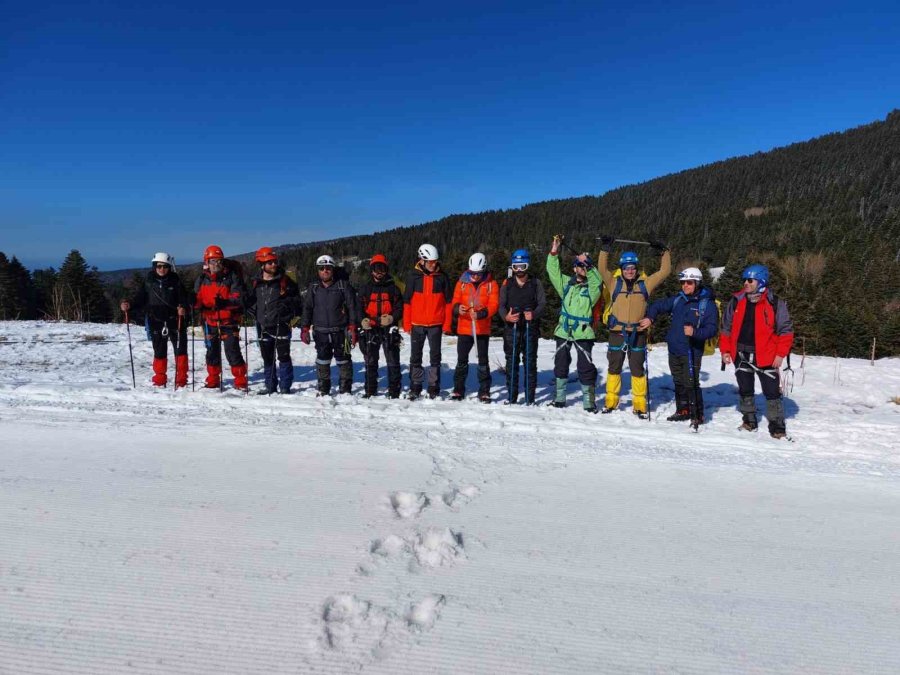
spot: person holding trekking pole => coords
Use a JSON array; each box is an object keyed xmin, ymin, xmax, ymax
[
  {"xmin": 596, "ymin": 235, "xmax": 671, "ymax": 418},
  {"xmin": 547, "ymin": 235, "xmax": 602, "ymax": 411},
  {"xmin": 446, "ymin": 252, "xmax": 499, "ymax": 403},
  {"xmin": 499, "ymin": 249, "xmax": 546, "ymax": 405},
  {"xmin": 719, "ymin": 264, "xmax": 794, "ymax": 439},
  {"xmin": 640, "ymin": 267, "xmax": 718, "ymax": 426},
  {"xmin": 246, "ymin": 247, "xmax": 300, "ymax": 395},
  {"xmin": 120, "ymin": 252, "xmax": 190, "ymax": 388},
  {"xmin": 357, "ymin": 254, "xmax": 403, "ymax": 399},
  {"xmin": 193, "ymin": 245, "xmax": 248, "ymax": 390}
]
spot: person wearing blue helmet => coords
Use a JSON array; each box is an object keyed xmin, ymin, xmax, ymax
[
  {"xmin": 499, "ymin": 248, "xmax": 546, "ymax": 404},
  {"xmin": 597, "ymin": 236, "xmax": 671, "ymax": 417},
  {"xmin": 719, "ymin": 264, "xmax": 794, "ymax": 439}
]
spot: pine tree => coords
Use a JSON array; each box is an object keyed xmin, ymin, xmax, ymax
[
  {"xmin": 0, "ymin": 252, "xmax": 16, "ymax": 319},
  {"xmin": 56, "ymin": 250, "xmax": 112, "ymax": 322},
  {"xmin": 8, "ymin": 257, "xmax": 36, "ymax": 319}
]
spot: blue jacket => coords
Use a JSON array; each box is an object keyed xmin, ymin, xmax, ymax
[{"xmin": 647, "ymin": 286, "xmax": 718, "ymax": 356}]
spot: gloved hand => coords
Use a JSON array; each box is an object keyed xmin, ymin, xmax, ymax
[
  {"xmin": 300, "ymin": 326, "xmax": 311, "ymax": 345},
  {"xmin": 650, "ymin": 240, "xmax": 669, "ymax": 255},
  {"xmin": 380, "ymin": 314, "xmax": 393, "ymax": 327},
  {"xmin": 360, "ymin": 317, "xmax": 372, "ymax": 330},
  {"xmin": 347, "ymin": 325, "xmax": 358, "ymax": 347},
  {"xmin": 598, "ymin": 234, "xmax": 614, "ymax": 252}
]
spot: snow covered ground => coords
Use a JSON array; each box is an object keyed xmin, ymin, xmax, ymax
[{"xmin": 1, "ymin": 320, "xmax": 898, "ymax": 674}]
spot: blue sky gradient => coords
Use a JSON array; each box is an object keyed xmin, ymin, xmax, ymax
[{"xmin": 2, "ymin": 1, "xmax": 899, "ymax": 270}]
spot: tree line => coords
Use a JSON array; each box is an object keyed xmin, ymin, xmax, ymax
[{"xmin": 3, "ymin": 110, "xmax": 899, "ymax": 357}]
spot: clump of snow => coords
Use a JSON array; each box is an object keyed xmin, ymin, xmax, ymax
[
  {"xmin": 406, "ymin": 594, "xmax": 445, "ymax": 630},
  {"xmin": 411, "ymin": 527, "xmax": 466, "ymax": 569},
  {"xmin": 389, "ymin": 490, "xmax": 429, "ymax": 518}
]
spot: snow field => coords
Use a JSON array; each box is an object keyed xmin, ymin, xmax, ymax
[{"xmin": 1, "ymin": 321, "xmax": 899, "ymax": 673}]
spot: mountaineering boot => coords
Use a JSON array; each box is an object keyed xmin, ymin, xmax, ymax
[
  {"xmin": 766, "ymin": 397, "xmax": 787, "ymax": 438},
  {"xmin": 338, "ymin": 361, "xmax": 353, "ymax": 394},
  {"xmin": 739, "ymin": 394, "xmax": 758, "ymax": 430},
  {"xmin": 477, "ymin": 365, "xmax": 491, "ymax": 400},
  {"xmin": 667, "ymin": 409, "xmax": 691, "ymax": 422},
  {"xmin": 604, "ymin": 373, "xmax": 621, "ymax": 411},
  {"xmin": 634, "ymin": 410, "xmax": 649, "ymax": 420},
  {"xmin": 204, "ymin": 364, "xmax": 222, "ymax": 389},
  {"xmin": 452, "ymin": 364, "xmax": 467, "ymax": 399},
  {"xmin": 581, "ymin": 384, "xmax": 596, "ymax": 413},
  {"xmin": 174, "ymin": 355, "xmax": 188, "ymax": 388},
  {"xmin": 387, "ymin": 366, "xmax": 401, "ymax": 399},
  {"xmin": 553, "ymin": 378, "xmax": 567, "ymax": 408},
  {"xmin": 631, "ymin": 375, "xmax": 648, "ymax": 416},
  {"xmin": 231, "ymin": 364, "xmax": 248, "ymax": 391},
  {"xmin": 152, "ymin": 358, "xmax": 167, "ymax": 386},
  {"xmin": 316, "ymin": 363, "xmax": 331, "ymax": 396}
]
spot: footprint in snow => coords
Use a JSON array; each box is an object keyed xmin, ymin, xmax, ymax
[
  {"xmin": 389, "ymin": 491, "xmax": 429, "ymax": 518},
  {"xmin": 368, "ymin": 527, "xmax": 466, "ymax": 571},
  {"xmin": 441, "ymin": 484, "xmax": 480, "ymax": 510}
]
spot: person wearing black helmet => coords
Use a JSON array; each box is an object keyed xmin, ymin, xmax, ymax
[{"xmin": 357, "ymin": 254, "xmax": 403, "ymax": 398}]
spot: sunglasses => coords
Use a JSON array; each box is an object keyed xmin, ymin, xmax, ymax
[
  {"xmin": 511, "ymin": 263, "xmax": 528, "ymax": 272},
  {"xmin": 155, "ymin": 263, "xmax": 170, "ymax": 269},
  {"xmin": 742, "ymin": 278, "xmax": 757, "ymax": 284},
  {"xmin": 317, "ymin": 265, "xmax": 334, "ymax": 271},
  {"xmin": 680, "ymin": 280, "xmax": 696, "ymax": 284}
]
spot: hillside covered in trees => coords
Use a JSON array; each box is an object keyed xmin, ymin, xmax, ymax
[{"xmin": 4, "ymin": 111, "xmax": 899, "ymax": 357}]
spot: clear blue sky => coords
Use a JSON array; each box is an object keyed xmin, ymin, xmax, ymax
[{"xmin": 2, "ymin": 1, "xmax": 899, "ymax": 270}]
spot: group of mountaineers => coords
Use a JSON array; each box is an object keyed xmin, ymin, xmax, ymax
[{"xmin": 120, "ymin": 236, "xmax": 795, "ymax": 439}]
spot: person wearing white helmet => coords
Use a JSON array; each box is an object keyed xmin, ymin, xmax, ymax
[
  {"xmin": 402, "ymin": 243, "xmax": 453, "ymax": 399},
  {"xmin": 300, "ymin": 254, "xmax": 359, "ymax": 395},
  {"xmin": 445, "ymin": 252, "xmax": 500, "ymax": 402},
  {"xmin": 640, "ymin": 266, "xmax": 718, "ymax": 426},
  {"xmin": 119, "ymin": 252, "xmax": 190, "ymax": 388}
]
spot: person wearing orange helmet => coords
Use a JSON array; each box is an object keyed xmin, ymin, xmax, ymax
[
  {"xmin": 193, "ymin": 245, "xmax": 248, "ymax": 390},
  {"xmin": 246, "ymin": 247, "xmax": 300, "ymax": 394},
  {"xmin": 357, "ymin": 254, "xmax": 403, "ymax": 398}
]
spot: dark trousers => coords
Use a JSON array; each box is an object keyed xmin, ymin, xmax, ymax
[
  {"xmin": 554, "ymin": 337, "xmax": 597, "ymax": 385},
  {"xmin": 204, "ymin": 323, "xmax": 244, "ymax": 367},
  {"xmin": 504, "ymin": 321, "xmax": 539, "ymax": 403},
  {"xmin": 314, "ymin": 329, "xmax": 352, "ymax": 394},
  {"xmin": 409, "ymin": 325, "xmax": 442, "ymax": 394},
  {"xmin": 149, "ymin": 317, "xmax": 187, "ymax": 359},
  {"xmin": 669, "ymin": 352, "xmax": 703, "ymax": 416},
  {"xmin": 607, "ymin": 330, "xmax": 646, "ymax": 376},
  {"xmin": 258, "ymin": 324, "xmax": 293, "ymax": 393},
  {"xmin": 454, "ymin": 334, "xmax": 491, "ymax": 396},
  {"xmin": 735, "ymin": 352, "xmax": 785, "ymax": 434},
  {"xmin": 360, "ymin": 328, "xmax": 401, "ymax": 396}
]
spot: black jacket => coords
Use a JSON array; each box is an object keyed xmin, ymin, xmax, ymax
[
  {"xmin": 301, "ymin": 278, "xmax": 358, "ymax": 332},
  {"xmin": 246, "ymin": 269, "xmax": 300, "ymax": 331},
  {"xmin": 128, "ymin": 270, "xmax": 191, "ymax": 323},
  {"xmin": 498, "ymin": 276, "xmax": 547, "ymax": 323}
]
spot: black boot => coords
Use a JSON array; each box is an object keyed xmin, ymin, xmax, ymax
[
  {"xmin": 316, "ymin": 364, "xmax": 331, "ymax": 396},
  {"xmin": 667, "ymin": 408, "xmax": 691, "ymax": 422},
  {"xmin": 338, "ymin": 361, "xmax": 353, "ymax": 394}
]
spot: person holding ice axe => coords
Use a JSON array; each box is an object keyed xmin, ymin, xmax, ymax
[{"xmin": 597, "ymin": 235, "xmax": 671, "ymax": 418}]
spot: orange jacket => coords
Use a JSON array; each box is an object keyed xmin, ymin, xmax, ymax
[
  {"xmin": 443, "ymin": 272, "xmax": 499, "ymax": 336},
  {"xmin": 402, "ymin": 262, "xmax": 453, "ymax": 331}
]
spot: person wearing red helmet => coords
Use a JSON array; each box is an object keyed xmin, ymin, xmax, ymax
[
  {"xmin": 193, "ymin": 245, "xmax": 248, "ymax": 390},
  {"xmin": 357, "ymin": 254, "xmax": 403, "ymax": 398},
  {"xmin": 246, "ymin": 247, "xmax": 300, "ymax": 394}
]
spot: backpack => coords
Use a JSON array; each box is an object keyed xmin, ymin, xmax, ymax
[
  {"xmin": 601, "ymin": 269, "xmax": 648, "ymax": 327},
  {"xmin": 674, "ymin": 292, "xmax": 721, "ymax": 356}
]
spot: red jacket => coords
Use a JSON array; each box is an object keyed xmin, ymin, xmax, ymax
[
  {"xmin": 402, "ymin": 262, "xmax": 453, "ymax": 331},
  {"xmin": 194, "ymin": 269, "xmax": 245, "ymax": 326},
  {"xmin": 443, "ymin": 272, "xmax": 499, "ymax": 336},
  {"xmin": 719, "ymin": 289, "xmax": 793, "ymax": 367}
]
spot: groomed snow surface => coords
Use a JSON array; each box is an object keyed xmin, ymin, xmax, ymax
[{"xmin": 1, "ymin": 321, "xmax": 898, "ymax": 674}]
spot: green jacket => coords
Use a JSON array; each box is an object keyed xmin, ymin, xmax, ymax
[{"xmin": 546, "ymin": 253, "xmax": 602, "ymax": 340}]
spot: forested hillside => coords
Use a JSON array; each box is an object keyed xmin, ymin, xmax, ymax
[{"xmin": 6, "ymin": 112, "xmax": 899, "ymax": 357}]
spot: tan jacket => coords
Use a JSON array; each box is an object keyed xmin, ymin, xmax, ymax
[{"xmin": 598, "ymin": 250, "xmax": 671, "ymax": 331}]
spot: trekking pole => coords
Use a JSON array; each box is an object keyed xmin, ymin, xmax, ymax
[
  {"xmin": 124, "ymin": 310, "xmax": 136, "ymax": 389},
  {"xmin": 175, "ymin": 314, "xmax": 182, "ymax": 389},
  {"xmin": 524, "ymin": 318, "xmax": 531, "ymax": 405},
  {"xmin": 190, "ymin": 308, "xmax": 196, "ymax": 392},
  {"xmin": 686, "ymin": 324, "xmax": 699, "ymax": 431},
  {"xmin": 243, "ymin": 322, "xmax": 250, "ymax": 394},
  {"xmin": 508, "ymin": 318, "xmax": 518, "ymax": 404},
  {"xmin": 602, "ymin": 238, "xmax": 654, "ymax": 246},
  {"xmin": 215, "ymin": 308, "xmax": 224, "ymax": 393},
  {"xmin": 644, "ymin": 324, "xmax": 651, "ymax": 422}
]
